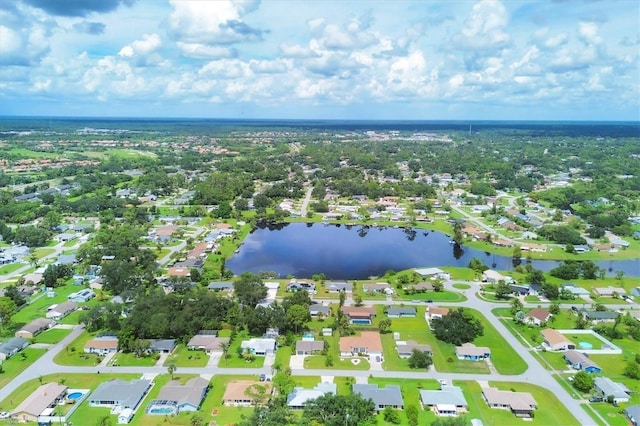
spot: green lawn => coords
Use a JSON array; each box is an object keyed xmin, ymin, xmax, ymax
[
  {"xmin": 12, "ymin": 282, "xmax": 81, "ymax": 325},
  {"xmin": 0, "ymin": 262, "xmax": 25, "ymax": 274},
  {"xmin": 223, "ymin": 330, "xmax": 266, "ymax": 368},
  {"xmin": 163, "ymin": 344, "xmax": 209, "ymax": 368},
  {"xmin": 0, "ymin": 348, "xmax": 47, "ymax": 390},
  {"xmin": 54, "ymin": 330, "xmax": 103, "ymax": 366},
  {"xmin": 33, "ymin": 327, "xmax": 72, "ymax": 344},
  {"xmin": 452, "ymin": 283, "xmax": 471, "ymax": 290},
  {"xmin": 109, "ymin": 352, "xmax": 158, "ymax": 367},
  {"xmin": 304, "ymin": 354, "xmax": 370, "ymax": 370},
  {"xmin": 201, "ymin": 375, "xmax": 255, "ymax": 426},
  {"xmin": 458, "ymin": 380, "xmax": 580, "ymax": 426},
  {"xmin": 397, "ymin": 290, "xmax": 467, "ymax": 302}
]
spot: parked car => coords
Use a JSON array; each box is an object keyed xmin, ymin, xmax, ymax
[
  {"xmin": 426, "ymin": 299, "xmax": 433, "ymax": 303},
  {"xmin": 259, "ymin": 374, "xmax": 266, "ymax": 382},
  {"xmin": 0, "ymin": 412, "xmax": 9, "ymax": 419},
  {"xmin": 589, "ymin": 396, "xmax": 603, "ymax": 402}
]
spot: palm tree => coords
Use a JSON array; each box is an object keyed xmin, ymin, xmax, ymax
[
  {"xmin": 167, "ymin": 363, "xmax": 177, "ymax": 380},
  {"xmin": 96, "ymin": 415, "xmax": 112, "ymax": 426}
]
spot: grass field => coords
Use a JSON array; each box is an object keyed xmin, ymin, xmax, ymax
[
  {"xmin": 33, "ymin": 327, "xmax": 72, "ymax": 344},
  {"xmin": 0, "ymin": 262, "xmax": 25, "ymax": 274},
  {"xmin": 0, "ymin": 348, "xmax": 47, "ymax": 390},
  {"xmin": 109, "ymin": 351, "xmax": 158, "ymax": 367},
  {"xmin": 163, "ymin": 344, "xmax": 209, "ymax": 368},
  {"xmin": 201, "ymin": 375, "xmax": 255, "ymax": 425},
  {"xmin": 53, "ymin": 330, "xmax": 103, "ymax": 366}
]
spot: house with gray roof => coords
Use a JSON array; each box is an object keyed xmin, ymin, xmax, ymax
[
  {"xmin": 15, "ymin": 318, "xmax": 55, "ymax": 339},
  {"xmin": 326, "ymin": 281, "xmax": 352, "ymax": 293},
  {"xmin": 420, "ymin": 385, "xmax": 468, "ymax": 417},
  {"xmin": 89, "ymin": 379, "xmax": 152, "ymax": 410},
  {"xmin": 146, "ymin": 377, "xmax": 209, "ymax": 415},
  {"xmin": 207, "ymin": 281, "xmax": 234, "ymax": 292},
  {"xmin": 287, "ymin": 383, "xmax": 337, "ymax": 409},
  {"xmin": 594, "ymin": 377, "xmax": 631, "ymax": 404},
  {"xmin": 55, "ymin": 253, "xmax": 77, "ymax": 265},
  {"xmin": 626, "ymin": 405, "xmax": 640, "ymax": 426},
  {"xmin": 149, "ymin": 339, "xmax": 177, "ymax": 353},
  {"xmin": 387, "ymin": 307, "xmax": 416, "ymax": 318},
  {"xmin": 455, "ymin": 343, "xmax": 490, "ymax": 361},
  {"xmin": 352, "ymin": 384, "xmax": 403, "ymax": 411},
  {"xmin": 396, "ymin": 341, "xmax": 432, "ymax": 358},
  {"xmin": 0, "ymin": 337, "xmax": 29, "ymax": 360},
  {"xmin": 309, "ymin": 304, "xmax": 330, "ymax": 318},
  {"xmin": 580, "ymin": 309, "xmax": 619, "ymax": 324},
  {"xmin": 295, "ymin": 340, "xmax": 324, "ymax": 355},
  {"xmin": 563, "ymin": 350, "xmax": 601, "ymax": 373},
  {"xmin": 46, "ymin": 301, "xmax": 77, "ymax": 320}
]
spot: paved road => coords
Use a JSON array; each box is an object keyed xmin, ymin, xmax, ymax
[
  {"xmin": 4, "ymin": 279, "xmax": 634, "ymax": 424},
  {"xmin": 299, "ymin": 186, "xmax": 313, "ymax": 217}
]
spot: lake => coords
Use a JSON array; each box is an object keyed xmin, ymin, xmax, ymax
[{"xmin": 227, "ymin": 223, "xmax": 640, "ymax": 279}]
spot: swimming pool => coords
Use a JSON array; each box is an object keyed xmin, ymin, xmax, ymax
[
  {"xmin": 578, "ymin": 341, "xmax": 593, "ymax": 349},
  {"xmin": 351, "ymin": 319, "xmax": 371, "ymax": 325},
  {"xmin": 148, "ymin": 407, "xmax": 175, "ymax": 415},
  {"xmin": 67, "ymin": 392, "xmax": 83, "ymax": 400}
]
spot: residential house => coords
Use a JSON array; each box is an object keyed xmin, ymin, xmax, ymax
[
  {"xmin": 68, "ymin": 288, "xmax": 95, "ymax": 303},
  {"xmin": 352, "ymin": 384, "xmax": 403, "ymax": 411},
  {"xmin": 363, "ymin": 283, "xmax": 392, "ymax": 295},
  {"xmin": 287, "ymin": 383, "xmax": 336, "ymax": 409},
  {"xmin": 414, "ymin": 267, "xmax": 445, "ymax": 278},
  {"xmin": 481, "ymin": 270, "xmax": 506, "ymax": 284},
  {"xmin": 413, "ymin": 282, "xmax": 435, "ymax": 292},
  {"xmin": 341, "ymin": 306, "xmax": 376, "ymax": 325},
  {"xmin": 594, "ymin": 377, "xmax": 631, "ymax": 404},
  {"xmin": 84, "ymin": 336, "xmax": 119, "ymax": 355},
  {"xmin": 286, "ymin": 280, "xmax": 316, "ymax": 292},
  {"xmin": 541, "ymin": 329, "xmax": 575, "ymax": 351},
  {"xmin": 428, "ymin": 306, "xmax": 450, "ymax": 321},
  {"xmin": 420, "ymin": 385, "xmax": 468, "ymax": 417},
  {"xmin": 222, "ymin": 380, "xmax": 272, "ymax": 406},
  {"xmin": 187, "ymin": 331, "xmax": 229, "ymax": 354},
  {"xmin": 11, "ymin": 382, "xmax": 68, "ymax": 423},
  {"xmin": 625, "ymin": 405, "xmax": 640, "ymax": 426},
  {"xmin": 166, "ymin": 267, "xmax": 191, "ymax": 278},
  {"xmin": 55, "ymin": 253, "xmax": 77, "ymax": 265},
  {"xmin": 387, "ymin": 307, "xmax": 416, "ymax": 318},
  {"xmin": 153, "ymin": 225, "xmax": 178, "ymax": 242},
  {"xmin": 593, "ymin": 287, "xmax": 626, "ymax": 297},
  {"xmin": 0, "ymin": 337, "xmax": 29, "ymax": 360},
  {"xmin": 56, "ymin": 233, "xmax": 76, "ymax": 242},
  {"xmin": 631, "ymin": 287, "xmax": 640, "ymax": 297},
  {"xmin": 482, "ymin": 387, "xmax": 537, "ymax": 418},
  {"xmin": 561, "ymin": 285, "xmax": 590, "ymax": 297},
  {"xmin": 309, "ymin": 304, "xmax": 330, "ymax": 318},
  {"xmin": 339, "ymin": 332, "xmax": 383, "ymax": 361},
  {"xmin": 89, "ymin": 379, "xmax": 152, "ymax": 414},
  {"xmin": 564, "ymin": 350, "xmax": 602, "ymax": 373},
  {"xmin": 396, "ymin": 341, "xmax": 432, "ymax": 358},
  {"xmin": 45, "ymin": 301, "xmax": 78, "ymax": 320},
  {"xmin": 524, "ymin": 308, "xmax": 551, "ymax": 326},
  {"xmin": 21, "ymin": 273, "xmax": 43, "ymax": 285},
  {"xmin": 207, "ymin": 281, "xmax": 234, "ymax": 292},
  {"xmin": 455, "ymin": 343, "xmax": 491, "ymax": 361},
  {"xmin": 146, "ymin": 377, "xmax": 209, "ymax": 415},
  {"xmin": 580, "ymin": 309, "xmax": 619, "ymax": 324},
  {"xmin": 149, "ymin": 339, "xmax": 177, "ymax": 353},
  {"xmin": 295, "ymin": 340, "xmax": 324, "ymax": 355},
  {"xmin": 509, "ymin": 284, "xmax": 531, "ymax": 296},
  {"xmin": 240, "ymin": 338, "xmax": 277, "ymax": 356},
  {"xmin": 15, "ymin": 318, "xmax": 55, "ymax": 339},
  {"xmin": 326, "ymin": 281, "xmax": 353, "ymax": 293}
]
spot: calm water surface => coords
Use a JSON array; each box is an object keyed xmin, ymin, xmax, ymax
[{"xmin": 227, "ymin": 223, "xmax": 640, "ymax": 279}]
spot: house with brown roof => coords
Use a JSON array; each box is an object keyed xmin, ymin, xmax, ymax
[
  {"xmin": 341, "ymin": 306, "xmax": 376, "ymax": 325},
  {"xmin": 187, "ymin": 332, "xmax": 229, "ymax": 354},
  {"xmin": 524, "ymin": 308, "xmax": 552, "ymax": 326},
  {"xmin": 167, "ymin": 267, "xmax": 191, "ymax": 277},
  {"xmin": 11, "ymin": 382, "xmax": 68, "ymax": 423},
  {"xmin": 541, "ymin": 329, "xmax": 575, "ymax": 351},
  {"xmin": 84, "ymin": 336, "xmax": 119, "ymax": 355},
  {"xmin": 340, "ymin": 331, "xmax": 383, "ymax": 361},
  {"xmin": 455, "ymin": 343, "xmax": 491, "ymax": 361},
  {"xmin": 15, "ymin": 318, "xmax": 56, "ymax": 339},
  {"xmin": 222, "ymin": 380, "xmax": 272, "ymax": 406},
  {"xmin": 428, "ymin": 306, "xmax": 450, "ymax": 321},
  {"xmin": 482, "ymin": 387, "xmax": 537, "ymax": 418}
]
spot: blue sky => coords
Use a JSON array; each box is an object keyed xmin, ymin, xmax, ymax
[{"xmin": 0, "ymin": 0, "xmax": 638, "ymax": 120}]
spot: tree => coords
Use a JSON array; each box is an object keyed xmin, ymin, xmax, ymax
[
  {"xmin": 234, "ymin": 273, "xmax": 267, "ymax": 308},
  {"xmin": 378, "ymin": 319, "xmax": 392, "ymax": 334},
  {"xmin": 167, "ymin": 363, "xmax": 177, "ymax": 380},
  {"xmin": 405, "ymin": 404, "xmax": 419, "ymax": 426},
  {"xmin": 408, "ymin": 349, "xmax": 433, "ymax": 369},
  {"xmin": 431, "ymin": 417, "xmax": 467, "ymax": 426},
  {"xmin": 623, "ymin": 359, "xmax": 640, "ymax": 379},
  {"xmin": 245, "ymin": 383, "xmax": 269, "ymax": 407},
  {"xmin": 302, "ymin": 393, "xmax": 376, "ymax": 426},
  {"xmin": 549, "ymin": 302, "xmax": 560, "ymax": 315},
  {"xmin": 0, "ymin": 297, "xmax": 17, "ymax": 330},
  {"xmin": 3, "ymin": 285, "xmax": 26, "ymax": 308},
  {"xmin": 285, "ymin": 304, "xmax": 311, "ymax": 333},
  {"xmin": 96, "ymin": 415, "xmax": 113, "ymax": 426},
  {"xmin": 494, "ymin": 280, "xmax": 512, "ymax": 299},
  {"xmin": 572, "ymin": 371, "xmax": 594, "ymax": 393},
  {"xmin": 190, "ymin": 413, "xmax": 205, "ymax": 426},
  {"xmin": 353, "ymin": 294, "xmax": 363, "ymax": 307},
  {"xmin": 432, "ymin": 308, "xmax": 483, "ymax": 345},
  {"xmin": 541, "ymin": 283, "xmax": 559, "ymax": 300},
  {"xmin": 527, "ymin": 269, "xmax": 546, "ymax": 284},
  {"xmin": 452, "ymin": 220, "xmax": 464, "ymax": 244},
  {"xmin": 510, "ymin": 298, "xmax": 523, "ymax": 316},
  {"xmin": 382, "ymin": 406, "xmax": 401, "ymax": 424}
]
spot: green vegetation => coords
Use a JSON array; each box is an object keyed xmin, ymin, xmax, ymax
[{"xmin": 163, "ymin": 344, "xmax": 209, "ymax": 368}]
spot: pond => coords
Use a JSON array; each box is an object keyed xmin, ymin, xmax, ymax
[{"xmin": 226, "ymin": 223, "xmax": 640, "ymax": 280}]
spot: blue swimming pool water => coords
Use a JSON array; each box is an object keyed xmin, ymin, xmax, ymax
[
  {"xmin": 351, "ymin": 319, "xmax": 371, "ymax": 325},
  {"xmin": 67, "ymin": 392, "xmax": 82, "ymax": 400},
  {"xmin": 149, "ymin": 408, "xmax": 174, "ymax": 415},
  {"xmin": 578, "ymin": 341, "xmax": 593, "ymax": 349}
]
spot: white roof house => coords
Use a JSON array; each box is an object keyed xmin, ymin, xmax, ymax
[
  {"xmin": 287, "ymin": 383, "xmax": 337, "ymax": 409},
  {"xmin": 420, "ymin": 385, "xmax": 468, "ymax": 417}
]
